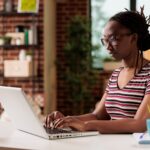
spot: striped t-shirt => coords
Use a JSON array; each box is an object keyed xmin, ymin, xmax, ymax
[{"xmin": 105, "ymin": 62, "xmax": 150, "ymax": 120}]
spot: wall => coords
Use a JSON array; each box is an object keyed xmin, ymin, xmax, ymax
[{"xmin": 0, "ymin": 0, "xmax": 44, "ymax": 112}]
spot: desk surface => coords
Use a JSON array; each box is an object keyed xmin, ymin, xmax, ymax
[{"xmin": 0, "ymin": 130, "xmax": 150, "ymax": 150}]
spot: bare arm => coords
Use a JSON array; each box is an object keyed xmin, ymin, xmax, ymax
[
  {"xmin": 52, "ymin": 93, "xmax": 111, "ymax": 129},
  {"xmin": 57, "ymin": 93, "xmax": 150, "ymax": 133},
  {"xmin": 84, "ymin": 94, "xmax": 150, "ymax": 133}
]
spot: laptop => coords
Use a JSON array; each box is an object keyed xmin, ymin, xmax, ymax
[{"xmin": 0, "ymin": 86, "xmax": 99, "ymax": 140}]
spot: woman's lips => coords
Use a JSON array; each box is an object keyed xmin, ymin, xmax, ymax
[{"xmin": 109, "ymin": 51, "xmax": 115, "ymax": 55}]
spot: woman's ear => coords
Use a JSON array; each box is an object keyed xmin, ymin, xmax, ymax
[{"xmin": 131, "ymin": 33, "xmax": 138, "ymax": 43}]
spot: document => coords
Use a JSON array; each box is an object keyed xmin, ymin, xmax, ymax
[{"xmin": 133, "ymin": 132, "xmax": 150, "ymax": 144}]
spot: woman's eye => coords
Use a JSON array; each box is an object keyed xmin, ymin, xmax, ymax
[{"xmin": 110, "ymin": 35, "xmax": 118, "ymax": 41}]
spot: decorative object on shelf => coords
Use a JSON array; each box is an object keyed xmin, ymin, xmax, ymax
[
  {"xmin": 28, "ymin": 24, "xmax": 38, "ymax": 45},
  {"xmin": 5, "ymin": 32, "xmax": 25, "ymax": 45},
  {"xmin": 26, "ymin": 50, "xmax": 33, "ymax": 61},
  {"xmin": 26, "ymin": 55, "xmax": 32, "ymax": 62},
  {"xmin": 15, "ymin": 37, "xmax": 21, "ymax": 45},
  {"xmin": 0, "ymin": 36, "xmax": 11, "ymax": 45},
  {"xmin": 18, "ymin": 0, "xmax": 39, "ymax": 13},
  {"xmin": 4, "ymin": 0, "xmax": 13, "ymax": 13},
  {"xmin": 0, "ymin": 37, "xmax": 4, "ymax": 45},
  {"xmin": 24, "ymin": 28, "xmax": 29, "ymax": 45},
  {"xmin": 4, "ymin": 60, "xmax": 37, "ymax": 77},
  {"xmin": 15, "ymin": 25, "xmax": 25, "ymax": 33},
  {"xmin": 19, "ymin": 49, "xmax": 26, "ymax": 61}
]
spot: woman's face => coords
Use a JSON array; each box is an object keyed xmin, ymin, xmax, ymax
[{"xmin": 101, "ymin": 20, "xmax": 137, "ymax": 61}]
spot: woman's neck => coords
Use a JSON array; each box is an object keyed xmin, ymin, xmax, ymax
[{"xmin": 122, "ymin": 52, "xmax": 146, "ymax": 69}]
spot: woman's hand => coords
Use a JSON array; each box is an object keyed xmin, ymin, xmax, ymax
[
  {"xmin": 53, "ymin": 116, "xmax": 87, "ymax": 131},
  {"xmin": 44, "ymin": 111, "xmax": 64, "ymax": 128}
]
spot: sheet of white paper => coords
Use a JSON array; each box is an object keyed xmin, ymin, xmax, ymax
[{"xmin": 133, "ymin": 132, "xmax": 150, "ymax": 144}]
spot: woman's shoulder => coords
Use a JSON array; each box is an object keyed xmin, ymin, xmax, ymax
[
  {"xmin": 142, "ymin": 61, "xmax": 150, "ymax": 76},
  {"xmin": 143, "ymin": 61, "xmax": 150, "ymax": 69},
  {"xmin": 146, "ymin": 61, "xmax": 150, "ymax": 66},
  {"xmin": 110, "ymin": 67, "xmax": 123, "ymax": 78},
  {"xmin": 112, "ymin": 67, "xmax": 123, "ymax": 73}
]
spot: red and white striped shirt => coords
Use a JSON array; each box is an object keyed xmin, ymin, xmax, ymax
[{"xmin": 105, "ymin": 62, "xmax": 150, "ymax": 120}]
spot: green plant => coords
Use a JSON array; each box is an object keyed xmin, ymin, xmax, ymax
[
  {"xmin": 63, "ymin": 15, "xmax": 98, "ymax": 114},
  {"xmin": 0, "ymin": 36, "xmax": 11, "ymax": 45},
  {"xmin": 26, "ymin": 50, "xmax": 33, "ymax": 56}
]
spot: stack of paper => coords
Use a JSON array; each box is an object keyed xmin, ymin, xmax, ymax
[{"xmin": 133, "ymin": 132, "xmax": 150, "ymax": 144}]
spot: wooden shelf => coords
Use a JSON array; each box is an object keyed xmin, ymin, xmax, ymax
[
  {"xmin": 0, "ymin": 44, "xmax": 38, "ymax": 49},
  {"xmin": 0, "ymin": 11, "xmax": 38, "ymax": 17},
  {"xmin": 0, "ymin": 72, "xmax": 38, "ymax": 79},
  {"xmin": 3, "ymin": 76, "xmax": 37, "ymax": 80}
]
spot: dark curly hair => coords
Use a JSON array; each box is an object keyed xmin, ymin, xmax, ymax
[{"xmin": 109, "ymin": 8, "xmax": 150, "ymax": 51}]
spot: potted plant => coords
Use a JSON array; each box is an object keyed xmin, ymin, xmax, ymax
[
  {"xmin": 26, "ymin": 50, "xmax": 33, "ymax": 61},
  {"xmin": 0, "ymin": 36, "xmax": 11, "ymax": 45},
  {"xmin": 62, "ymin": 15, "xmax": 98, "ymax": 114}
]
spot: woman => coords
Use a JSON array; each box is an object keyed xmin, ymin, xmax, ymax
[{"xmin": 45, "ymin": 9, "xmax": 150, "ymax": 133}]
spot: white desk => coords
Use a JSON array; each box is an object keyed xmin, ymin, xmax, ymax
[{"xmin": 0, "ymin": 130, "xmax": 150, "ymax": 150}]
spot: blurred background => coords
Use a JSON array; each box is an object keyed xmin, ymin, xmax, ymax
[{"xmin": 0, "ymin": 0, "xmax": 150, "ymax": 118}]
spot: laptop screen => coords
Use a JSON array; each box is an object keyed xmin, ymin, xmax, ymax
[{"xmin": 0, "ymin": 86, "xmax": 49, "ymax": 139}]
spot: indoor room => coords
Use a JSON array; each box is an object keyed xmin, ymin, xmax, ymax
[{"xmin": 0, "ymin": 0, "xmax": 150, "ymax": 149}]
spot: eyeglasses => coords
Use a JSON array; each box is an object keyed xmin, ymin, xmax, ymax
[{"xmin": 101, "ymin": 32, "xmax": 133, "ymax": 47}]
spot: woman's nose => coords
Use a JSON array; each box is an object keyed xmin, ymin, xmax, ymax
[{"xmin": 106, "ymin": 42, "xmax": 113, "ymax": 51}]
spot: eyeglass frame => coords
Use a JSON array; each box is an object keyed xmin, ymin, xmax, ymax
[{"xmin": 100, "ymin": 32, "xmax": 133, "ymax": 47}]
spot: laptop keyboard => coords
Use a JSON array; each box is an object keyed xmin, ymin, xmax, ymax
[
  {"xmin": 44, "ymin": 127, "xmax": 72, "ymax": 134},
  {"xmin": 44, "ymin": 127, "xmax": 99, "ymax": 139}
]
